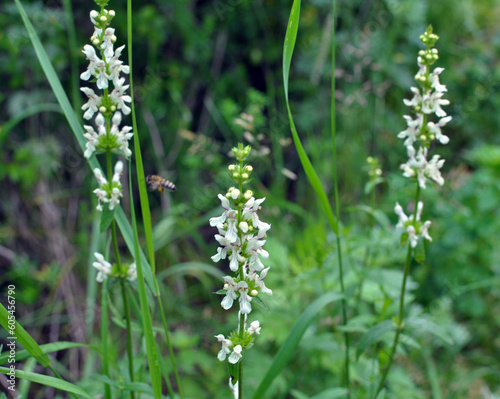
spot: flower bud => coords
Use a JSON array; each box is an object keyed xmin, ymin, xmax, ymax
[
  {"xmin": 250, "ymin": 289, "xmax": 259, "ymax": 297},
  {"xmin": 100, "ymin": 15, "xmax": 107, "ymax": 22},
  {"xmin": 99, "ymin": 106, "xmax": 107, "ymax": 113}
]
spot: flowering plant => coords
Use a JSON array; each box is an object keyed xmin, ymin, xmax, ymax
[
  {"xmin": 80, "ymin": 0, "xmax": 133, "ymax": 213},
  {"xmin": 210, "ymin": 144, "xmax": 272, "ymax": 396},
  {"xmin": 395, "ymin": 25, "xmax": 451, "ymax": 250}
]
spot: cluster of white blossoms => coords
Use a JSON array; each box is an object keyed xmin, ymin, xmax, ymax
[
  {"xmin": 93, "ymin": 160, "xmax": 123, "ymax": 212},
  {"xmin": 395, "ymin": 26, "xmax": 451, "ymax": 248},
  {"xmin": 210, "ymin": 145, "xmax": 271, "ymax": 372},
  {"xmin": 93, "ymin": 252, "xmax": 137, "ymax": 282},
  {"xmin": 80, "ymin": 3, "xmax": 133, "ymax": 212}
]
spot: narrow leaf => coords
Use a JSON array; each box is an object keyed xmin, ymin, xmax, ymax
[
  {"xmin": 0, "ymin": 342, "xmax": 86, "ymax": 365},
  {"xmin": 0, "ymin": 367, "xmax": 92, "ymax": 399},
  {"xmin": 282, "ymin": 0, "xmax": 338, "ymax": 235},
  {"xmin": 100, "ymin": 206, "xmax": 116, "ymax": 233},
  {"xmin": 0, "ymin": 303, "xmax": 50, "ymax": 367},
  {"xmin": 356, "ymin": 320, "xmax": 395, "ymax": 359}
]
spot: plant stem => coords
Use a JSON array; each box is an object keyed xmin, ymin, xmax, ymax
[
  {"xmin": 239, "ymin": 359, "xmax": 244, "ymax": 399},
  {"xmin": 374, "ymin": 186, "xmax": 421, "ymax": 396},
  {"xmin": 101, "ymin": 279, "xmax": 112, "ymax": 399},
  {"xmin": 330, "ymin": 1, "xmax": 350, "ymax": 395},
  {"xmin": 120, "ymin": 280, "xmax": 135, "ymax": 399}
]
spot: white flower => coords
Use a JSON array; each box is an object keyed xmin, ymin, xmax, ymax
[
  {"xmin": 101, "ymin": 28, "xmax": 116, "ymax": 58},
  {"xmin": 394, "ymin": 201, "xmax": 432, "ymax": 248},
  {"xmin": 248, "ymin": 320, "xmax": 261, "ymax": 335},
  {"xmin": 428, "ymin": 67, "xmax": 447, "ymax": 93},
  {"xmin": 221, "ymin": 276, "xmax": 238, "ymax": 310},
  {"xmin": 228, "ymin": 345, "xmax": 242, "ymax": 364},
  {"xmin": 83, "ymin": 125, "xmax": 99, "ymax": 158},
  {"xmin": 93, "ymin": 252, "xmax": 112, "ymax": 282},
  {"xmin": 127, "ymin": 262, "xmax": 137, "ymax": 281},
  {"xmin": 106, "ymin": 45, "xmax": 130, "ymax": 85},
  {"xmin": 421, "ymin": 91, "xmax": 449, "ymax": 117},
  {"xmin": 80, "ymin": 45, "xmax": 102, "ymax": 81},
  {"xmin": 80, "ymin": 87, "xmax": 102, "ymax": 120},
  {"xmin": 400, "ymin": 146, "xmax": 445, "ymax": 189},
  {"xmin": 403, "ymin": 87, "xmax": 422, "ymax": 108},
  {"xmin": 92, "ymin": 162, "xmax": 123, "ymax": 211},
  {"xmin": 248, "ymin": 267, "xmax": 273, "ymax": 295},
  {"xmin": 228, "ymin": 378, "xmax": 239, "ymax": 399},
  {"xmin": 427, "ymin": 116, "xmax": 451, "ymax": 145},
  {"xmin": 237, "ymin": 281, "xmax": 252, "ymax": 314},
  {"xmin": 398, "ymin": 114, "xmax": 423, "ymax": 147},
  {"xmin": 110, "ymin": 77, "xmax": 132, "ymax": 115},
  {"xmin": 215, "ymin": 334, "xmax": 233, "ymax": 361}
]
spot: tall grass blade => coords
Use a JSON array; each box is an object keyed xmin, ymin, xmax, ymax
[
  {"xmin": 0, "ymin": 303, "xmax": 50, "ymax": 367},
  {"xmin": 0, "ymin": 342, "xmax": 86, "ymax": 365},
  {"xmin": 0, "ymin": 367, "xmax": 92, "ymax": 399},
  {"xmin": 282, "ymin": 0, "xmax": 338, "ymax": 235},
  {"xmin": 128, "ymin": 163, "xmax": 164, "ymax": 399}
]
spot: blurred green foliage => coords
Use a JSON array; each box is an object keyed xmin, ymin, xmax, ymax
[{"xmin": 1, "ymin": 0, "xmax": 500, "ymax": 397}]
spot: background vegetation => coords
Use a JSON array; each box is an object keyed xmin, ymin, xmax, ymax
[{"xmin": 1, "ymin": 0, "xmax": 500, "ymax": 397}]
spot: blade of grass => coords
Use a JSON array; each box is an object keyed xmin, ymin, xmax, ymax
[
  {"xmin": 282, "ymin": 0, "xmax": 338, "ymax": 236},
  {"xmin": 0, "ymin": 303, "xmax": 50, "ymax": 367},
  {"xmin": 128, "ymin": 162, "xmax": 165, "ymax": 399},
  {"xmin": 0, "ymin": 367, "xmax": 93, "ymax": 399},
  {"xmin": 251, "ymin": 292, "xmax": 343, "ymax": 399},
  {"xmin": 0, "ymin": 342, "xmax": 86, "ymax": 365}
]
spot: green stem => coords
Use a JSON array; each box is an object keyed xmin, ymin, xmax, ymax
[
  {"xmin": 156, "ymin": 298, "xmax": 180, "ymax": 397},
  {"xmin": 238, "ymin": 359, "xmax": 244, "ymax": 399},
  {"xmin": 330, "ymin": 1, "xmax": 350, "ymax": 395},
  {"xmin": 374, "ymin": 185, "xmax": 421, "ymax": 396},
  {"xmin": 120, "ymin": 280, "xmax": 135, "ymax": 399},
  {"xmin": 101, "ymin": 279, "xmax": 112, "ymax": 399}
]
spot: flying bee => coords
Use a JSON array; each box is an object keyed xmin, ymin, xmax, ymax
[{"xmin": 146, "ymin": 175, "xmax": 176, "ymax": 194}]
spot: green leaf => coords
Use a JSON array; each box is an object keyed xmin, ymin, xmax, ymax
[
  {"xmin": 0, "ymin": 303, "xmax": 50, "ymax": 367},
  {"xmin": 128, "ymin": 165, "xmax": 163, "ymax": 399},
  {"xmin": 282, "ymin": 0, "xmax": 338, "ymax": 235},
  {"xmin": 100, "ymin": 206, "xmax": 116, "ymax": 233},
  {"xmin": 0, "ymin": 367, "xmax": 92, "ymax": 399},
  {"xmin": 253, "ymin": 295, "xmax": 270, "ymax": 312},
  {"xmin": 413, "ymin": 239, "xmax": 426, "ymax": 263},
  {"xmin": 228, "ymin": 361, "xmax": 240, "ymax": 384},
  {"xmin": 356, "ymin": 320, "xmax": 396, "ymax": 359},
  {"xmin": 0, "ymin": 342, "xmax": 86, "ymax": 365},
  {"xmin": 252, "ymin": 292, "xmax": 343, "ymax": 399},
  {"xmin": 406, "ymin": 317, "xmax": 453, "ymax": 346}
]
